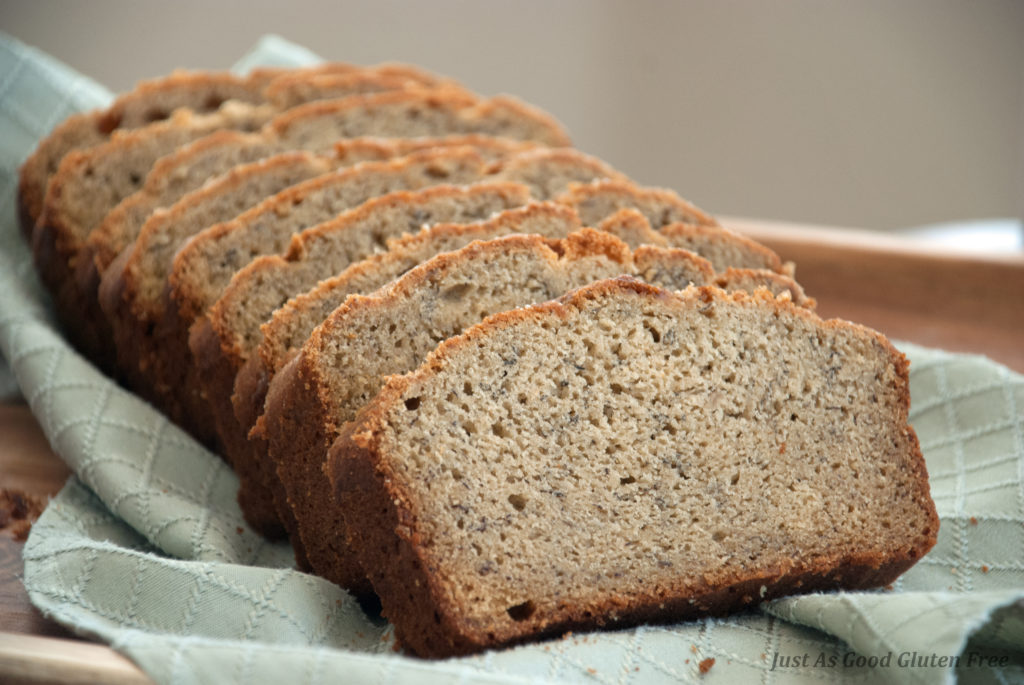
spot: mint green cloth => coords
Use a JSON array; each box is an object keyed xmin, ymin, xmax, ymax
[{"xmin": 1, "ymin": 31, "xmax": 1021, "ymax": 685}]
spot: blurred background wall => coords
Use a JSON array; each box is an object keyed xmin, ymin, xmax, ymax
[{"xmin": 3, "ymin": 0, "xmax": 1022, "ymax": 234}]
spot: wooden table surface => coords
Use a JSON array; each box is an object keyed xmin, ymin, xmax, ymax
[{"xmin": 0, "ymin": 219, "xmax": 1021, "ymax": 683}]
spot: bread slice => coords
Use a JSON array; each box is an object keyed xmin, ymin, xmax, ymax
[
  {"xmin": 17, "ymin": 69, "xmax": 276, "ymax": 236},
  {"xmin": 261, "ymin": 230, "xmax": 805, "ymax": 589},
  {"xmin": 328, "ymin": 279, "xmax": 938, "ymax": 657},
  {"xmin": 234, "ymin": 203, "xmax": 585, "ymax": 536},
  {"xmin": 195, "ymin": 182, "xmax": 533, "ymax": 536}
]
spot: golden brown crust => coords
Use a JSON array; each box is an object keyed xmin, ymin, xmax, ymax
[
  {"xmin": 661, "ymin": 222, "xmax": 785, "ymax": 273},
  {"xmin": 262, "ymin": 353, "xmax": 373, "ymax": 591},
  {"xmin": 264, "ymin": 69, "xmax": 447, "ymax": 109},
  {"xmin": 331, "ymin": 135, "xmax": 538, "ymax": 165},
  {"xmin": 232, "ymin": 354, "xmax": 293, "ymax": 537},
  {"xmin": 557, "ymin": 178, "xmax": 718, "ymax": 228},
  {"xmin": 329, "ymin": 280, "xmax": 938, "ymax": 657},
  {"xmin": 715, "ymin": 267, "xmax": 815, "ymax": 308}
]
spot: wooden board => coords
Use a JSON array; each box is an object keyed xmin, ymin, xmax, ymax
[
  {"xmin": 0, "ymin": 405, "xmax": 152, "ymax": 682},
  {"xmin": 0, "ymin": 219, "xmax": 1021, "ymax": 682}
]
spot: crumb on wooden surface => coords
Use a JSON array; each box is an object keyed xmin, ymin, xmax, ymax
[{"xmin": 0, "ymin": 489, "xmax": 45, "ymax": 541}]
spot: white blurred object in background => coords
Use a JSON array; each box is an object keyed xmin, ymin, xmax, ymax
[{"xmin": 905, "ymin": 219, "xmax": 1024, "ymax": 255}]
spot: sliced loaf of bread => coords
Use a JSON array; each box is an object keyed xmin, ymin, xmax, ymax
[
  {"xmin": 262, "ymin": 230, "xmax": 805, "ymax": 589},
  {"xmin": 328, "ymin": 279, "xmax": 938, "ymax": 656}
]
